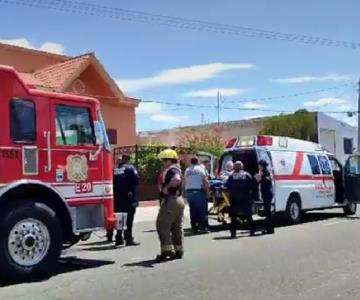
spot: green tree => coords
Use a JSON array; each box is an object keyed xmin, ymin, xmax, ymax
[{"xmin": 260, "ymin": 110, "xmax": 317, "ymax": 141}]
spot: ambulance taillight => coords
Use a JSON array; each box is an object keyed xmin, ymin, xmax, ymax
[{"xmin": 257, "ymin": 136, "xmax": 273, "ymax": 146}]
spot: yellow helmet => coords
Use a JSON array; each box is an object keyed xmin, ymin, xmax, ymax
[{"xmin": 158, "ymin": 149, "xmax": 178, "ymax": 160}]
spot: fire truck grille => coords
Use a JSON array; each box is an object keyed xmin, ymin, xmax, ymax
[{"xmin": 70, "ymin": 204, "xmax": 105, "ymax": 232}]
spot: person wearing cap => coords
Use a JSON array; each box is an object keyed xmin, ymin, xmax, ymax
[
  {"xmin": 225, "ymin": 161, "xmax": 256, "ymax": 238},
  {"xmin": 184, "ymin": 156, "xmax": 211, "ymax": 234},
  {"xmin": 156, "ymin": 149, "xmax": 185, "ymax": 261},
  {"xmin": 220, "ymin": 161, "xmax": 234, "ymax": 182},
  {"xmin": 107, "ymin": 154, "xmax": 140, "ymax": 246},
  {"xmin": 256, "ymin": 160, "xmax": 275, "ymax": 234}
]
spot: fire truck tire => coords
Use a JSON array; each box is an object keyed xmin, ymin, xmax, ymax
[
  {"xmin": 0, "ymin": 201, "xmax": 63, "ymax": 281},
  {"xmin": 285, "ymin": 195, "xmax": 302, "ymax": 224},
  {"xmin": 343, "ymin": 203, "xmax": 357, "ymax": 216}
]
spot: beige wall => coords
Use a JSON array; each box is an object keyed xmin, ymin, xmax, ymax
[{"xmin": 138, "ymin": 118, "xmax": 266, "ymax": 146}]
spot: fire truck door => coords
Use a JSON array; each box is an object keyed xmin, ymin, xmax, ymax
[
  {"xmin": 50, "ymin": 102, "xmax": 103, "ymax": 202},
  {"xmin": 344, "ymin": 154, "xmax": 360, "ymax": 203}
]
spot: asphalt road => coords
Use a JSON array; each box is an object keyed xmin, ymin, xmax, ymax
[{"xmin": 2, "ymin": 209, "xmax": 360, "ymax": 300}]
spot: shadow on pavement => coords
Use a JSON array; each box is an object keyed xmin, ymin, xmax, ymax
[
  {"xmin": 122, "ymin": 259, "xmax": 160, "ymax": 268},
  {"xmin": 81, "ymin": 244, "xmax": 121, "ymax": 251},
  {"xmin": 81, "ymin": 240, "xmax": 112, "ymax": 246},
  {"xmin": 0, "ymin": 256, "xmax": 114, "ymax": 288}
]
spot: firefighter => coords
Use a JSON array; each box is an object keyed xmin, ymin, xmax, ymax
[
  {"xmin": 257, "ymin": 160, "xmax": 275, "ymax": 235},
  {"xmin": 156, "ymin": 149, "xmax": 185, "ymax": 261},
  {"xmin": 107, "ymin": 154, "xmax": 140, "ymax": 246},
  {"xmin": 225, "ymin": 161, "xmax": 256, "ymax": 238},
  {"xmin": 184, "ymin": 156, "xmax": 210, "ymax": 234}
]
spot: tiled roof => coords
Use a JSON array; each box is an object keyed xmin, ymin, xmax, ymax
[
  {"xmin": 18, "ymin": 72, "xmax": 44, "ymax": 87},
  {"xmin": 32, "ymin": 54, "xmax": 91, "ymax": 90}
]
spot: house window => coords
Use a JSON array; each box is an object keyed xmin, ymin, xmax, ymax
[
  {"xmin": 10, "ymin": 98, "xmax": 36, "ymax": 143},
  {"xmin": 307, "ymin": 154, "xmax": 321, "ymax": 175},
  {"xmin": 56, "ymin": 105, "xmax": 95, "ymax": 146},
  {"xmin": 344, "ymin": 138, "xmax": 354, "ymax": 155},
  {"xmin": 107, "ymin": 128, "xmax": 118, "ymax": 145}
]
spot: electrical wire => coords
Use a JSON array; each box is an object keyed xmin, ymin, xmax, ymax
[{"xmin": 2, "ymin": 0, "xmax": 360, "ymax": 50}]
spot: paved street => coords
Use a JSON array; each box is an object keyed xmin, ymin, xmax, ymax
[{"xmin": 2, "ymin": 208, "xmax": 360, "ymax": 300}]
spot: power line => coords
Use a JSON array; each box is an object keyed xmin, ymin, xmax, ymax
[{"xmin": 2, "ymin": 0, "xmax": 360, "ymax": 50}]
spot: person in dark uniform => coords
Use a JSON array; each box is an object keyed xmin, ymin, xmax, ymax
[
  {"xmin": 107, "ymin": 154, "xmax": 140, "ymax": 246},
  {"xmin": 256, "ymin": 160, "xmax": 275, "ymax": 235},
  {"xmin": 226, "ymin": 161, "xmax": 256, "ymax": 238}
]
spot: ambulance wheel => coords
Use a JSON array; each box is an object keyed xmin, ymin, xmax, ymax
[
  {"xmin": 285, "ymin": 196, "xmax": 302, "ymax": 224},
  {"xmin": 0, "ymin": 201, "xmax": 63, "ymax": 281},
  {"xmin": 343, "ymin": 203, "xmax": 357, "ymax": 216}
]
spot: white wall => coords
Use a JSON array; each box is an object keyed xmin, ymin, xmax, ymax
[{"xmin": 317, "ymin": 112, "xmax": 357, "ymax": 164}]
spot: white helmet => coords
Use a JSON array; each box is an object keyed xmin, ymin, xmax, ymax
[{"xmin": 225, "ymin": 161, "xmax": 234, "ymax": 170}]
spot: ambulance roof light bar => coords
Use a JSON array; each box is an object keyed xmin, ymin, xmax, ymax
[
  {"xmin": 257, "ymin": 135, "xmax": 273, "ymax": 146},
  {"xmin": 226, "ymin": 138, "xmax": 237, "ymax": 149}
]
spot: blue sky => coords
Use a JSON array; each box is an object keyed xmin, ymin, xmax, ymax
[{"xmin": 0, "ymin": 0, "xmax": 360, "ymax": 131}]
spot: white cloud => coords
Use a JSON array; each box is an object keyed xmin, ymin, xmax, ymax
[
  {"xmin": 182, "ymin": 88, "xmax": 246, "ymax": 98},
  {"xmin": 304, "ymin": 97, "xmax": 346, "ymax": 108},
  {"xmin": 0, "ymin": 38, "xmax": 65, "ymax": 54},
  {"xmin": 117, "ymin": 63, "xmax": 254, "ymax": 93},
  {"xmin": 150, "ymin": 114, "xmax": 188, "ymax": 122},
  {"xmin": 241, "ymin": 115, "xmax": 263, "ymax": 120},
  {"xmin": 242, "ymin": 102, "xmax": 265, "ymax": 109},
  {"xmin": 136, "ymin": 102, "xmax": 162, "ymax": 114},
  {"xmin": 338, "ymin": 104, "xmax": 352, "ymax": 111},
  {"xmin": 272, "ymin": 73, "xmax": 353, "ymax": 84}
]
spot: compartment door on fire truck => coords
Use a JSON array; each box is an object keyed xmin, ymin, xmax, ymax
[
  {"xmin": 50, "ymin": 101, "xmax": 103, "ymax": 203},
  {"xmin": 344, "ymin": 154, "xmax": 360, "ymax": 203}
]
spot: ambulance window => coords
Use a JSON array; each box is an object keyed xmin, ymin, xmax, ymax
[
  {"xmin": 10, "ymin": 98, "xmax": 36, "ymax": 143},
  {"xmin": 307, "ymin": 155, "xmax": 321, "ymax": 175},
  {"xmin": 56, "ymin": 105, "xmax": 95, "ymax": 146},
  {"xmin": 318, "ymin": 155, "xmax": 332, "ymax": 175}
]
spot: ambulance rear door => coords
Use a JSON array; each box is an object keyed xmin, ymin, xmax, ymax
[{"xmin": 344, "ymin": 153, "xmax": 360, "ymax": 203}]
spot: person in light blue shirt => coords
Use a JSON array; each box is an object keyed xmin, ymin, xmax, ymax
[{"xmin": 184, "ymin": 157, "xmax": 210, "ymax": 234}]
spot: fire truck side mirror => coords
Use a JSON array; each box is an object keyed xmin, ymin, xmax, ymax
[{"xmin": 94, "ymin": 121, "xmax": 104, "ymax": 146}]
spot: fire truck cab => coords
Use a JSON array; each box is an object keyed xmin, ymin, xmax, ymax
[{"xmin": 0, "ymin": 66, "xmax": 115, "ymax": 280}]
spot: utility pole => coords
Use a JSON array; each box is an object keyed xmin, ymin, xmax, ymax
[
  {"xmin": 358, "ymin": 79, "xmax": 360, "ymax": 153},
  {"xmin": 217, "ymin": 91, "xmax": 220, "ymax": 125}
]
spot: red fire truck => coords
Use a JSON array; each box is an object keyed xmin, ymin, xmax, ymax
[{"xmin": 0, "ymin": 65, "xmax": 116, "ymax": 280}]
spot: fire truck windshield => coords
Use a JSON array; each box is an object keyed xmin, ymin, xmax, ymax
[{"xmin": 97, "ymin": 111, "xmax": 111, "ymax": 152}]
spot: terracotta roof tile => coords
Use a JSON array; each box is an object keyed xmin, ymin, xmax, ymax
[
  {"xmin": 32, "ymin": 54, "xmax": 91, "ymax": 90},
  {"xmin": 18, "ymin": 72, "xmax": 47, "ymax": 88}
]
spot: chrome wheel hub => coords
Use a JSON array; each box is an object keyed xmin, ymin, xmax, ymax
[
  {"xmin": 290, "ymin": 203, "xmax": 300, "ymax": 220},
  {"xmin": 8, "ymin": 218, "xmax": 50, "ymax": 267}
]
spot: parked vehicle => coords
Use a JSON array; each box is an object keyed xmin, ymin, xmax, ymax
[
  {"xmin": 0, "ymin": 66, "xmax": 116, "ymax": 280},
  {"xmin": 218, "ymin": 135, "xmax": 357, "ymax": 224}
]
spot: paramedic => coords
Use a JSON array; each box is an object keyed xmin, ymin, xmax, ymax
[
  {"xmin": 220, "ymin": 161, "xmax": 234, "ymax": 182},
  {"xmin": 107, "ymin": 154, "xmax": 140, "ymax": 246},
  {"xmin": 226, "ymin": 161, "xmax": 255, "ymax": 238},
  {"xmin": 257, "ymin": 160, "xmax": 275, "ymax": 234},
  {"xmin": 184, "ymin": 157, "xmax": 210, "ymax": 234},
  {"xmin": 156, "ymin": 149, "xmax": 185, "ymax": 261}
]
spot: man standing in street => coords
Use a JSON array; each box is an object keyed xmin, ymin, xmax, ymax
[
  {"xmin": 226, "ymin": 161, "xmax": 256, "ymax": 238},
  {"xmin": 107, "ymin": 154, "xmax": 140, "ymax": 247},
  {"xmin": 156, "ymin": 149, "xmax": 185, "ymax": 261},
  {"xmin": 184, "ymin": 157, "xmax": 210, "ymax": 234}
]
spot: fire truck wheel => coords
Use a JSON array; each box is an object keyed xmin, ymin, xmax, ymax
[
  {"xmin": 0, "ymin": 201, "xmax": 63, "ymax": 281},
  {"xmin": 285, "ymin": 195, "xmax": 302, "ymax": 224},
  {"xmin": 343, "ymin": 202, "xmax": 357, "ymax": 216}
]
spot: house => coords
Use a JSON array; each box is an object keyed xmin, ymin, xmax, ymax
[
  {"xmin": 0, "ymin": 42, "xmax": 139, "ymax": 146},
  {"xmin": 138, "ymin": 112, "xmax": 357, "ymax": 163}
]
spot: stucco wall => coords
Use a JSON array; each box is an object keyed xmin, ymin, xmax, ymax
[{"xmin": 0, "ymin": 44, "xmax": 65, "ymax": 72}]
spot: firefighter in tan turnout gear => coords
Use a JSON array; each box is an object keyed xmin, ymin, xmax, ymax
[{"xmin": 156, "ymin": 149, "xmax": 185, "ymax": 261}]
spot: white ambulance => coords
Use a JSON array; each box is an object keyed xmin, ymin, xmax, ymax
[{"xmin": 219, "ymin": 135, "xmax": 358, "ymax": 223}]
